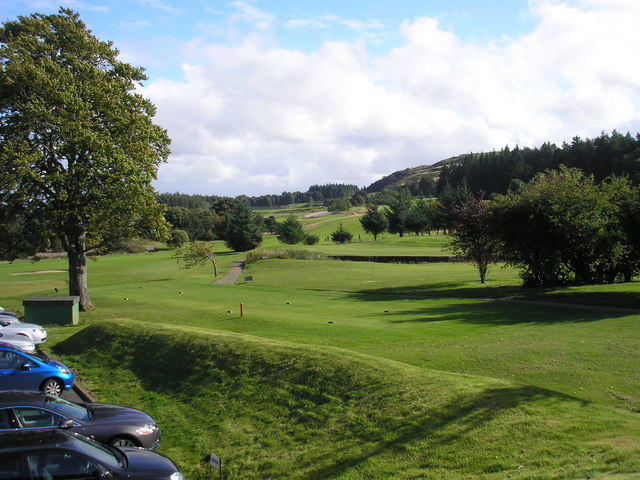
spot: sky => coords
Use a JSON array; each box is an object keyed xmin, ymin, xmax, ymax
[{"xmin": 2, "ymin": 1, "xmax": 640, "ymax": 197}]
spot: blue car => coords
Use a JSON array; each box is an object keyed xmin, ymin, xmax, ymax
[{"xmin": 0, "ymin": 343, "xmax": 73, "ymax": 396}]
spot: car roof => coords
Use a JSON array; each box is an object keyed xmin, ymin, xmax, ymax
[
  {"xmin": 0, "ymin": 429, "xmax": 74, "ymax": 450},
  {"xmin": 0, "ymin": 342, "xmax": 34, "ymax": 354},
  {"xmin": 0, "ymin": 390, "xmax": 49, "ymax": 408}
]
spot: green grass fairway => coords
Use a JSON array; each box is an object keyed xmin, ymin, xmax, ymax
[{"xmin": 1, "ymin": 250, "xmax": 639, "ymax": 479}]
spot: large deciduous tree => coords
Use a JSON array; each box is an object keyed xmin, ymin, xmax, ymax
[
  {"xmin": 0, "ymin": 9, "xmax": 171, "ymax": 310},
  {"xmin": 493, "ymin": 166, "xmax": 631, "ymax": 286}
]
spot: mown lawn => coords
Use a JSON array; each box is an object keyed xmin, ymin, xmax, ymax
[{"xmin": 1, "ymin": 246, "xmax": 639, "ymax": 479}]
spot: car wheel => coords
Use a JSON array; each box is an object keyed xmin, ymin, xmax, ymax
[
  {"xmin": 109, "ymin": 437, "xmax": 139, "ymax": 448},
  {"xmin": 41, "ymin": 378, "xmax": 63, "ymax": 396}
]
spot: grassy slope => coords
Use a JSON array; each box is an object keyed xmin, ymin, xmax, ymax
[
  {"xmin": 1, "ymin": 237, "xmax": 639, "ymax": 479},
  {"xmin": 54, "ymin": 321, "xmax": 640, "ymax": 480}
]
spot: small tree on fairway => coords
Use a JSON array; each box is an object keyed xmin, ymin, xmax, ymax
[
  {"xmin": 386, "ymin": 190, "xmax": 411, "ymax": 237},
  {"xmin": 276, "ymin": 215, "xmax": 307, "ymax": 244},
  {"xmin": 263, "ymin": 216, "xmax": 277, "ymax": 233},
  {"xmin": 304, "ymin": 234, "xmax": 320, "ymax": 245},
  {"xmin": 447, "ymin": 193, "xmax": 500, "ymax": 284},
  {"xmin": 224, "ymin": 202, "xmax": 263, "ymax": 252},
  {"xmin": 173, "ymin": 241, "xmax": 218, "ymax": 278},
  {"xmin": 359, "ymin": 204, "xmax": 388, "ymax": 240},
  {"xmin": 406, "ymin": 200, "xmax": 431, "ymax": 235},
  {"xmin": 0, "ymin": 9, "xmax": 171, "ymax": 310},
  {"xmin": 331, "ymin": 224, "xmax": 353, "ymax": 244}
]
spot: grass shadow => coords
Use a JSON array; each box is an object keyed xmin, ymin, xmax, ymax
[
  {"xmin": 368, "ymin": 299, "xmax": 631, "ymax": 325},
  {"xmin": 352, "ymin": 281, "xmax": 640, "ymax": 312},
  {"xmin": 304, "ymin": 384, "xmax": 590, "ymax": 479}
]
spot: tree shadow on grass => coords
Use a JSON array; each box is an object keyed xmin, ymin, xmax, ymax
[
  {"xmin": 358, "ymin": 299, "xmax": 633, "ymax": 326},
  {"xmin": 304, "ymin": 384, "xmax": 590, "ymax": 480},
  {"xmin": 349, "ymin": 282, "xmax": 640, "ymax": 318}
]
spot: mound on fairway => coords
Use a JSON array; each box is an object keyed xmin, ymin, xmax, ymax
[{"xmin": 55, "ymin": 322, "xmax": 640, "ymax": 480}]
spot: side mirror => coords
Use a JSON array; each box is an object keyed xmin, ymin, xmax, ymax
[
  {"xmin": 21, "ymin": 362, "xmax": 33, "ymax": 371},
  {"xmin": 98, "ymin": 467, "xmax": 114, "ymax": 479},
  {"xmin": 59, "ymin": 419, "xmax": 75, "ymax": 429}
]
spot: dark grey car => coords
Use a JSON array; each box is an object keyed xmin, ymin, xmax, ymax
[
  {"xmin": 0, "ymin": 429, "xmax": 183, "ymax": 480},
  {"xmin": 0, "ymin": 391, "xmax": 161, "ymax": 450}
]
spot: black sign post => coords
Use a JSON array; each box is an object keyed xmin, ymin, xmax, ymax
[{"xmin": 207, "ymin": 452, "xmax": 222, "ymax": 480}]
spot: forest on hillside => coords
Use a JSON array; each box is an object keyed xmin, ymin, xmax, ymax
[{"xmin": 436, "ymin": 131, "xmax": 640, "ymax": 196}]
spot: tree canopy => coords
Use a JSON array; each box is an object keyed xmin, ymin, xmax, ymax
[
  {"xmin": 224, "ymin": 202, "xmax": 263, "ymax": 252},
  {"xmin": 359, "ymin": 205, "xmax": 388, "ymax": 240},
  {"xmin": 0, "ymin": 9, "xmax": 171, "ymax": 310},
  {"xmin": 492, "ymin": 167, "xmax": 639, "ymax": 286},
  {"xmin": 447, "ymin": 193, "xmax": 500, "ymax": 284},
  {"xmin": 437, "ymin": 131, "xmax": 640, "ymax": 198},
  {"xmin": 275, "ymin": 215, "xmax": 307, "ymax": 245}
]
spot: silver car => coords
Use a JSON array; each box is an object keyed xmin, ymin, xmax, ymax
[
  {"xmin": 0, "ymin": 316, "xmax": 20, "ymax": 327},
  {"xmin": 0, "ymin": 332, "xmax": 36, "ymax": 353},
  {"xmin": 0, "ymin": 323, "xmax": 47, "ymax": 345}
]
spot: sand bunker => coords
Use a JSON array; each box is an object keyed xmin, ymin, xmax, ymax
[
  {"xmin": 302, "ymin": 211, "xmax": 332, "ymax": 219},
  {"xmin": 12, "ymin": 270, "xmax": 66, "ymax": 275}
]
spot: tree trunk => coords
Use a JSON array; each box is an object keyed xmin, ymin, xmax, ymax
[
  {"xmin": 210, "ymin": 255, "xmax": 218, "ymax": 278},
  {"xmin": 67, "ymin": 246, "xmax": 93, "ymax": 311}
]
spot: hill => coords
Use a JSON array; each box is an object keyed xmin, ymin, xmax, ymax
[{"xmin": 365, "ymin": 154, "xmax": 474, "ymax": 193}]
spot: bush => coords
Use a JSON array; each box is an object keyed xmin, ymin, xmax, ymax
[
  {"xmin": 304, "ymin": 234, "xmax": 319, "ymax": 245},
  {"xmin": 246, "ymin": 249, "xmax": 326, "ymax": 263},
  {"xmin": 122, "ymin": 238, "xmax": 152, "ymax": 254},
  {"xmin": 167, "ymin": 229, "xmax": 189, "ymax": 248},
  {"xmin": 326, "ymin": 198, "xmax": 351, "ymax": 212},
  {"xmin": 330, "ymin": 224, "xmax": 353, "ymax": 244}
]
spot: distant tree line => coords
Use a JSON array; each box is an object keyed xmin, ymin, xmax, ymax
[
  {"xmin": 436, "ymin": 131, "xmax": 640, "ymax": 197},
  {"xmin": 157, "ymin": 183, "xmax": 363, "ymax": 210}
]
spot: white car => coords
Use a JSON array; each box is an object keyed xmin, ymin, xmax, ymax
[
  {"xmin": 0, "ymin": 332, "xmax": 36, "ymax": 353},
  {"xmin": 0, "ymin": 323, "xmax": 47, "ymax": 344},
  {"xmin": 0, "ymin": 315, "xmax": 20, "ymax": 326}
]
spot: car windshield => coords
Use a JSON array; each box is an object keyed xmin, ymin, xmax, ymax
[
  {"xmin": 31, "ymin": 350, "xmax": 50, "ymax": 362},
  {"xmin": 68, "ymin": 434, "xmax": 126, "ymax": 469},
  {"xmin": 43, "ymin": 395, "xmax": 91, "ymax": 421}
]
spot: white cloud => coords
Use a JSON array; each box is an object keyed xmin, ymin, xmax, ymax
[
  {"xmin": 230, "ymin": 1, "xmax": 276, "ymax": 31},
  {"xmin": 145, "ymin": 0, "xmax": 640, "ymax": 196}
]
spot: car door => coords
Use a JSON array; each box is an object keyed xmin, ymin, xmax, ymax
[
  {"xmin": 0, "ymin": 350, "xmax": 40, "ymax": 390},
  {"xmin": 12, "ymin": 407, "xmax": 65, "ymax": 431},
  {"xmin": 0, "ymin": 453, "xmax": 21, "ymax": 480},
  {"xmin": 0, "ymin": 408, "xmax": 20, "ymax": 431},
  {"xmin": 26, "ymin": 451, "xmax": 102, "ymax": 480}
]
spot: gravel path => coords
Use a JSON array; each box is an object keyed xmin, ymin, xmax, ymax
[{"xmin": 214, "ymin": 259, "xmax": 246, "ymax": 284}]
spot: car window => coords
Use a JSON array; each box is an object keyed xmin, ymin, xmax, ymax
[
  {"xmin": 0, "ymin": 455, "xmax": 21, "ymax": 480},
  {"xmin": 0, "ymin": 409, "xmax": 18, "ymax": 430},
  {"xmin": 67, "ymin": 434, "xmax": 123, "ymax": 469},
  {"xmin": 14, "ymin": 408, "xmax": 63, "ymax": 428},
  {"xmin": 43, "ymin": 396, "xmax": 90, "ymax": 421},
  {"xmin": 0, "ymin": 351, "xmax": 26, "ymax": 369},
  {"xmin": 27, "ymin": 452, "xmax": 101, "ymax": 480}
]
